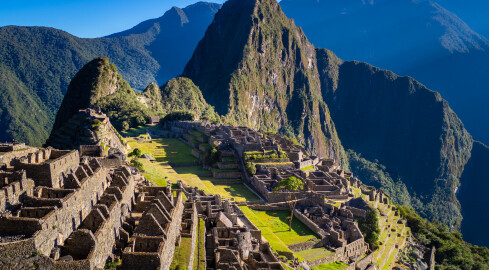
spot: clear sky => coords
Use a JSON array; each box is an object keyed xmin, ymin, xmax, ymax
[{"xmin": 0, "ymin": 0, "xmax": 227, "ymax": 38}]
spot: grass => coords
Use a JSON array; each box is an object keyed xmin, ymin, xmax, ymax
[
  {"xmin": 312, "ymin": 262, "xmax": 349, "ymax": 270},
  {"xmin": 127, "ymin": 136, "xmax": 259, "ymax": 201},
  {"xmin": 253, "ymin": 162, "xmax": 294, "ymax": 166},
  {"xmin": 295, "ymin": 248, "xmax": 333, "ymax": 262},
  {"xmin": 301, "ymin": 165, "xmax": 314, "ymax": 171},
  {"xmin": 170, "ymin": 237, "xmax": 193, "ymax": 270},
  {"xmin": 127, "ymin": 137, "xmax": 199, "ymax": 186},
  {"xmin": 238, "ymin": 205, "xmax": 321, "ymax": 261},
  {"xmin": 239, "ymin": 206, "xmax": 293, "ymax": 255},
  {"xmin": 121, "ymin": 126, "xmax": 148, "ymax": 137},
  {"xmin": 193, "ymin": 218, "xmax": 205, "ymax": 270}
]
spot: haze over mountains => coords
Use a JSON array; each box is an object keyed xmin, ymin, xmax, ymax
[{"xmin": 280, "ymin": 0, "xmax": 489, "ymax": 145}]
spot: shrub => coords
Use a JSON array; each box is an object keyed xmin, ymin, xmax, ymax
[
  {"xmin": 129, "ymin": 148, "xmax": 142, "ymax": 157},
  {"xmin": 130, "ymin": 158, "xmax": 143, "ymax": 171},
  {"xmin": 245, "ymin": 161, "xmax": 256, "ymax": 176},
  {"xmin": 358, "ymin": 207, "xmax": 381, "ymax": 250},
  {"xmin": 160, "ymin": 111, "xmax": 195, "ymax": 124}
]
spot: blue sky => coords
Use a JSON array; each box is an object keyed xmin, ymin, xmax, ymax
[{"xmin": 0, "ymin": 0, "xmax": 227, "ymax": 38}]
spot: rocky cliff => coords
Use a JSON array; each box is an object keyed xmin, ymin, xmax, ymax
[
  {"xmin": 317, "ymin": 48, "xmax": 473, "ymax": 228},
  {"xmin": 183, "ymin": 0, "xmax": 347, "ymax": 165}
]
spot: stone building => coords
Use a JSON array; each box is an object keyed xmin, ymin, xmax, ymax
[{"xmin": 0, "ymin": 146, "xmax": 137, "ymax": 270}]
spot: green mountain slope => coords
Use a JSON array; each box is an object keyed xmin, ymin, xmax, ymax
[
  {"xmin": 183, "ymin": 0, "xmax": 347, "ymax": 165},
  {"xmin": 0, "ymin": 65, "xmax": 51, "ymax": 146},
  {"xmin": 47, "ymin": 57, "xmax": 154, "ymax": 147},
  {"xmin": 317, "ymin": 48, "xmax": 473, "ymax": 228},
  {"xmin": 0, "ymin": 2, "xmax": 220, "ymax": 146},
  {"xmin": 160, "ymin": 77, "xmax": 220, "ymax": 122}
]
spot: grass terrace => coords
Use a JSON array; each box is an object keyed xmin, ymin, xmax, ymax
[
  {"xmin": 127, "ymin": 133, "xmax": 259, "ymax": 201},
  {"xmin": 301, "ymin": 165, "xmax": 315, "ymax": 171},
  {"xmin": 312, "ymin": 262, "xmax": 349, "ymax": 270},
  {"xmin": 295, "ymin": 247, "xmax": 334, "ymax": 262},
  {"xmin": 194, "ymin": 218, "xmax": 206, "ymax": 270},
  {"xmin": 170, "ymin": 236, "xmax": 193, "ymax": 270},
  {"xmin": 239, "ymin": 206, "xmax": 331, "ymax": 262}
]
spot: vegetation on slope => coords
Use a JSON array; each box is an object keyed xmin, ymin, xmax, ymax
[
  {"xmin": 0, "ymin": 2, "xmax": 219, "ymax": 145},
  {"xmin": 348, "ymin": 150, "xmax": 416, "ymax": 207},
  {"xmin": 398, "ymin": 206, "xmax": 489, "ymax": 269},
  {"xmin": 317, "ymin": 48, "xmax": 473, "ymax": 229},
  {"xmin": 160, "ymin": 77, "xmax": 220, "ymax": 122},
  {"xmin": 458, "ymin": 141, "xmax": 489, "ymax": 247},
  {"xmin": 50, "ymin": 57, "xmax": 154, "ymax": 137},
  {"xmin": 0, "ymin": 65, "xmax": 51, "ymax": 146}
]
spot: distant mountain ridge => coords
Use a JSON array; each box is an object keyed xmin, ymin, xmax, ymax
[
  {"xmin": 0, "ymin": 1, "xmax": 220, "ymax": 146},
  {"xmin": 280, "ymin": 0, "xmax": 489, "ymax": 145}
]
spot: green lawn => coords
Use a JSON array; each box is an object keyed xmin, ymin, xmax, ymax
[
  {"xmin": 121, "ymin": 126, "xmax": 148, "ymax": 137},
  {"xmin": 239, "ymin": 206, "xmax": 293, "ymax": 255},
  {"xmin": 312, "ymin": 262, "xmax": 349, "ymax": 270},
  {"xmin": 239, "ymin": 206, "xmax": 320, "ymax": 257},
  {"xmin": 193, "ymin": 218, "xmax": 205, "ymax": 270},
  {"xmin": 295, "ymin": 248, "xmax": 334, "ymax": 262},
  {"xmin": 128, "ymin": 137, "xmax": 259, "ymax": 201},
  {"xmin": 170, "ymin": 237, "xmax": 193, "ymax": 270},
  {"xmin": 301, "ymin": 165, "xmax": 315, "ymax": 171},
  {"xmin": 127, "ymin": 137, "xmax": 199, "ymax": 186}
]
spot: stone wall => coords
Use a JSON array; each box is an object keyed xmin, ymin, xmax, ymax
[
  {"xmin": 0, "ymin": 147, "xmax": 37, "ymax": 168},
  {"xmin": 13, "ymin": 149, "xmax": 79, "ymax": 188},
  {"xmin": 293, "ymin": 209, "xmax": 327, "ymax": 238},
  {"xmin": 160, "ymin": 192, "xmax": 185, "ymax": 270},
  {"xmin": 186, "ymin": 203, "xmax": 198, "ymax": 270},
  {"xmin": 212, "ymin": 171, "xmax": 242, "ymax": 179},
  {"xmin": 0, "ymin": 170, "xmax": 35, "ymax": 213}
]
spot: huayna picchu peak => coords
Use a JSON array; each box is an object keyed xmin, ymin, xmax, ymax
[
  {"xmin": 183, "ymin": 0, "xmax": 348, "ymax": 166},
  {"xmin": 1, "ymin": 0, "xmax": 489, "ymax": 269}
]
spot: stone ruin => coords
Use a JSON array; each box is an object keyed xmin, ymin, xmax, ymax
[
  {"xmin": 178, "ymin": 181, "xmax": 285, "ymax": 270},
  {"xmin": 0, "ymin": 144, "xmax": 143, "ymax": 269},
  {"xmin": 47, "ymin": 108, "xmax": 128, "ymax": 155},
  {"xmin": 164, "ymin": 120, "xmax": 392, "ymax": 269},
  {"xmin": 0, "ymin": 141, "xmax": 291, "ymax": 270}
]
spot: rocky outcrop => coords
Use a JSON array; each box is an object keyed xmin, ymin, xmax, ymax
[{"xmin": 183, "ymin": 0, "xmax": 347, "ymax": 166}]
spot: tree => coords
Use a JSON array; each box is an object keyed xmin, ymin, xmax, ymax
[
  {"xmin": 358, "ymin": 207, "xmax": 381, "ymax": 250},
  {"xmin": 130, "ymin": 158, "xmax": 143, "ymax": 171},
  {"xmin": 129, "ymin": 148, "xmax": 142, "ymax": 157},
  {"xmin": 274, "ymin": 176, "xmax": 304, "ymax": 231}
]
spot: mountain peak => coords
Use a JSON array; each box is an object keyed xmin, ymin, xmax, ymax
[
  {"xmin": 50, "ymin": 57, "xmax": 120, "ymax": 132},
  {"xmin": 183, "ymin": 0, "xmax": 348, "ymax": 164}
]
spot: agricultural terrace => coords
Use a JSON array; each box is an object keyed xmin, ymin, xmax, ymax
[
  {"xmin": 124, "ymin": 127, "xmax": 259, "ymax": 202},
  {"xmin": 239, "ymin": 206, "xmax": 335, "ymax": 266}
]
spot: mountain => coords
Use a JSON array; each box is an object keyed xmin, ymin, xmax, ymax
[
  {"xmin": 459, "ymin": 141, "xmax": 489, "ymax": 247},
  {"xmin": 280, "ymin": 0, "xmax": 489, "ymax": 146},
  {"xmin": 160, "ymin": 77, "xmax": 220, "ymax": 122},
  {"xmin": 183, "ymin": 0, "xmax": 348, "ymax": 166},
  {"xmin": 318, "ymin": 48, "xmax": 473, "ymax": 228},
  {"xmin": 0, "ymin": 2, "xmax": 220, "ymax": 146},
  {"xmin": 180, "ymin": 0, "xmax": 489, "ymax": 240},
  {"xmin": 436, "ymin": 0, "xmax": 489, "ymax": 38},
  {"xmin": 47, "ymin": 57, "xmax": 154, "ymax": 148}
]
